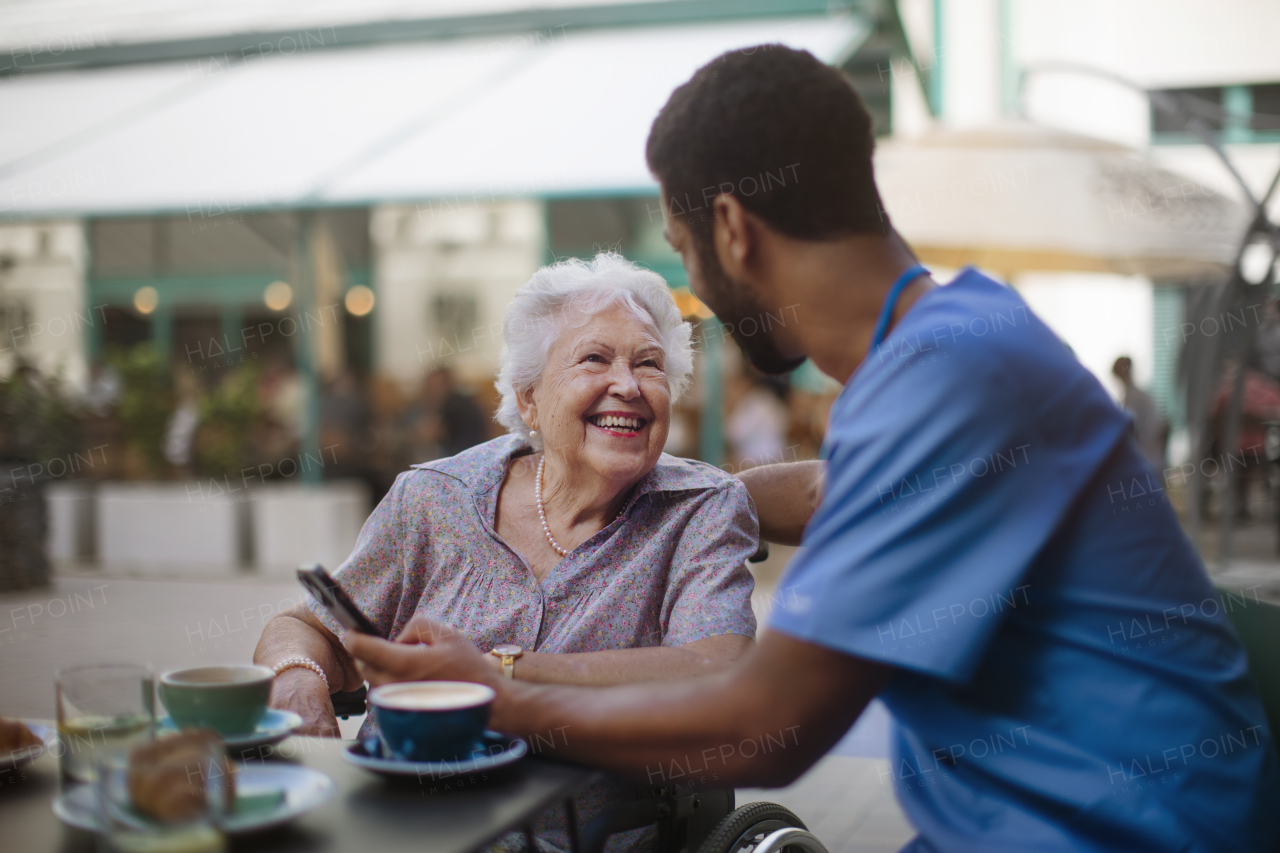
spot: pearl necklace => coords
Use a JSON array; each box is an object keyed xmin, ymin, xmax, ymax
[
  {"xmin": 535, "ymin": 455, "xmax": 571, "ymax": 557},
  {"xmin": 535, "ymin": 454, "xmax": 628, "ymax": 558}
]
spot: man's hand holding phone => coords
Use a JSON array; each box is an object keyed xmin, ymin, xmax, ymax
[{"xmin": 345, "ymin": 616, "xmax": 498, "ymax": 690}]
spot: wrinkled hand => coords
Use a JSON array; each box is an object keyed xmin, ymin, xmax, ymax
[
  {"xmin": 270, "ymin": 668, "xmax": 340, "ymax": 737},
  {"xmin": 345, "ymin": 617, "xmax": 498, "ymax": 690}
]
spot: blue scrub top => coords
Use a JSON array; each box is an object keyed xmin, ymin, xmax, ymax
[{"xmin": 769, "ymin": 269, "xmax": 1279, "ymax": 852}]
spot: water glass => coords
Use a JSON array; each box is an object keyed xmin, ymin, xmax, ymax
[
  {"xmin": 95, "ymin": 746, "xmax": 226, "ymax": 853},
  {"xmin": 56, "ymin": 663, "xmax": 155, "ymax": 786}
]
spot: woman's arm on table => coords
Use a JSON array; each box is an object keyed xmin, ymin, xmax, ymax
[
  {"xmin": 736, "ymin": 460, "xmax": 825, "ymax": 546},
  {"xmin": 496, "ymin": 633, "xmax": 753, "ymax": 686},
  {"xmin": 253, "ymin": 604, "xmax": 365, "ymax": 736}
]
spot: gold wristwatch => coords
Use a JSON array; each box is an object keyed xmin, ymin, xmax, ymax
[{"xmin": 490, "ymin": 644, "xmax": 523, "ymax": 679}]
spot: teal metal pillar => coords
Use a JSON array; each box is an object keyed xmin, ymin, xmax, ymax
[
  {"xmin": 86, "ymin": 302, "xmax": 103, "ymax": 364},
  {"xmin": 151, "ymin": 305, "xmax": 172, "ymax": 363},
  {"xmin": 930, "ymin": 0, "xmax": 945, "ymax": 117},
  {"xmin": 1223, "ymin": 86, "xmax": 1252, "ymax": 144},
  {"xmin": 699, "ymin": 318, "xmax": 724, "ymax": 468},
  {"xmin": 220, "ymin": 302, "xmax": 242, "ymax": 356},
  {"xmin": 294, "ymin": 212, "xmax": 323, "ymax": 486}
]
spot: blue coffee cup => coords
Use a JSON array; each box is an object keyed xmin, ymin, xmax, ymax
[{"xmin": 369, "ymin": 681, "xmax": 495, "ymax": 762}]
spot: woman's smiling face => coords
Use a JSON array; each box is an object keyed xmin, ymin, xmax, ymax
[{"xmin": 521, "ymin": 302, "xmax": 671, "ymax": 485}]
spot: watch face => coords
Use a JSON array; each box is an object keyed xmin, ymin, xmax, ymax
[{"xmin": 492, "ymin": 644, "xmax": 522, "ymax": 656}]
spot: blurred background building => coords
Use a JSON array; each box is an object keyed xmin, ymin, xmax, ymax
[{"xmin": 0, "ymin": 0, "xmax": 1277, "ymax": 578}]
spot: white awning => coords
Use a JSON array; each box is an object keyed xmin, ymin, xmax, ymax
[
  {"xmin": 0, "ymin": 15, "xmax": 869, "ymax": 217},
  {"xmin": 0, "ymin": 0, "xmax": 668, "ymax": 53},
  {"xmin": 874, "ymin": 124, "xmax": 1249, "ymax": 281}
]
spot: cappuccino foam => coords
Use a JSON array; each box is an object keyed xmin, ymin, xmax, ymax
[
  {"xmin": 374, "ymin": 683, "xmax": 492, "ymax": 711},
  {"xmin": 164, "ymin": 665, "xmax": 273, "ymax": 685}
]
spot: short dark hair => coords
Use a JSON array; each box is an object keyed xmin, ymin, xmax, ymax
[{"xmin": 646, "ymin": 45, "xmax": 886, "ymax": 241}]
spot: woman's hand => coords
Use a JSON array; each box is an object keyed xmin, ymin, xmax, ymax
[
  {"xmin": 345, "ymin": 617, "xmax": 499, "ymax": 689},
  {"xmin": 269, "ymin": 668, "xmax": 340, "ymax": 737}
]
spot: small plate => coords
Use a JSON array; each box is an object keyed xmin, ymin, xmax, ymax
[
  {"xmin": 53, "ymin": 762, "xmax": 336, "ymax": 834},
  {"xmin": 1, "ymin": 722, "xmax": 54, "ymax": 773},
  {"xmin": 343, "ymin": 730, "xmax": 527, "ymax": 779},
  {"xmin": 157, "ymin": 709, "xmax": 302, "ymax": 750}
]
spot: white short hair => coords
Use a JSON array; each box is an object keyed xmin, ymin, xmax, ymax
[{"xmin": 495, "ymin": 253, "xmax": 694, "ymax": 448}]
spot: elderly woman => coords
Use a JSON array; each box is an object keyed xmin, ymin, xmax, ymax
[{"xmin": 253, "ymin": 253, "xmax": 757, "ymax": 848}]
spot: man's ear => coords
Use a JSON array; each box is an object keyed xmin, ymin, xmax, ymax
[{"xmin": 710, "ymin": 193, "xmax": 756, "ymax": 280}]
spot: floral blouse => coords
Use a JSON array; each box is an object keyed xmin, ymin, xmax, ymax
[{"xmin": 309, "ymin": 434, "xmax": 758, "ymax": 653}]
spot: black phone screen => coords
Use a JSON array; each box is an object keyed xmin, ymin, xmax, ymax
[{"xmin": 296, "ymin": 564, "xmax": 383, "ymax": 637}]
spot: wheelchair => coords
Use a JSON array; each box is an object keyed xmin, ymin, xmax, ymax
[{"xmin": 331, "ymin": 684, "xmax": 825, "ymax": 853}]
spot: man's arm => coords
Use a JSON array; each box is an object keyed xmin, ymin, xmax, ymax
[
  {"xmin": 737, "ymin": 460, "xmax": 825, "ymax": 546},
  {"xmin": 500, "ymin": 634, "xmax": 753, "ymax": 685},
  {"xmin": 347, "ymin": 621, "xmax": 891, "ymax": 787}
]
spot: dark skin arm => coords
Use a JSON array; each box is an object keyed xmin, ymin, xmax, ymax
[
  {"xmin": 736, "ymin": 461, "xmax": 825, "ymax": 546},
  {"xmin": 509, "ymin": 634, "xmax": 752, "ymax": 685},
  {"xmin": 347, "ymin": 618, "xmax": 893, "ymax": 787}
]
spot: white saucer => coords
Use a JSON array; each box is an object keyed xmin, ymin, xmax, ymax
[
  {"xmin": 157, "ymin": 709, "xmax": 302, "ymax": 750},
  {"xmin": 0, "ymin": 722, "xmax": 53, "ymax": 773},
  {"xmin": 53, "ymin": 762, "xmax": 336, "ymax": 834},
  {"xmin": 1, "ymin": 722, "xmax": 52, "ymax": 772},
  {"xmin": 343, "ymin": 730, "xmax": 527, "ymax": 779}
]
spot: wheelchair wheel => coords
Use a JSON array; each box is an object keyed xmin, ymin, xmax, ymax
[{"xmin": 695, "ymin": 802, "xmax": 808, "ymax": 853}]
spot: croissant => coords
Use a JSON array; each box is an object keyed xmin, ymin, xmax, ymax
[
  {"xmin": 0, "ymin": 717, "xmax": 41, "ymax": 754},
  {"xmin": 127, "ymin": 730, "xmax": 236, "ymax": 823}
]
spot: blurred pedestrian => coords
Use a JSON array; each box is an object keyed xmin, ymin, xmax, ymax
[
  {"xmin": 401, "ymin": 367, "xmax": 486, "ymax": 463},
  {"xmin": 1211, "ymin": 360, "xmax": 1280, "ymax": 521},
  {"xmin": 1255, "ymin": 299, "xmax": 1280, "ymax": 380},
  {"xmin": 1111, "ymin": 356, "xmax": 1165, "ymax": 471},
  {"xmin": 320, "ymin": 370, "xmax": 370, "ymax": 479},
  {"xmin": 162, "ymin": 370, "xmax": 200, "ymax": 470},
  {"xmin": 256, "ymin": 355, "xmax": 302, "ymax": 462},
  {"xmin": 725, "ymin": 367, "xmax": 788, "ymax": 469},
  {"xmin": 84, "ymin": 363, "xmax": 122, "ymax": 417}
]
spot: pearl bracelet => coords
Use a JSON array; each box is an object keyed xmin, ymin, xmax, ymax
[{"xmin": 272, "ymin": 657, "xmax": 328, "ymax": 689}]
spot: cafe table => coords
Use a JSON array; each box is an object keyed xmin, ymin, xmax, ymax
[{"xmin": 1, "ymin": 729, "xmax": 600, "ymax": 853}]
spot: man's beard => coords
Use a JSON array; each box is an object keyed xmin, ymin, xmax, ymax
[{"xmin": 695, "ymin": 239, "xmax": 806, "ymax": 375}]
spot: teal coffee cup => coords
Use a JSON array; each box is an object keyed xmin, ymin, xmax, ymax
[{"xmin": 159, "ymin": 664, "xmax": 274, "ymax": 736}]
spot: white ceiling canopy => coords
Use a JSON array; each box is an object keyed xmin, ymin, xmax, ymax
[
  {"xmin": 0, "ymin": 14, "xmax": 869, "ymax": 218},
  {"xmin": 0, "ymin": 0, "xmax": 667, "ymax": 53}
]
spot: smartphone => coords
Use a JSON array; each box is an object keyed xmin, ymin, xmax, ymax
[{"xmin": 296, "ymin": 564, "xmax": 383, "ymax": 637}]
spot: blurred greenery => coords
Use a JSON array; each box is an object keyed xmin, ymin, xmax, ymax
[
  {"xmin": 0, "ymin": 363, "xmax": 82, "ymax": 466},
  {"xmin": 109, "ymin": 344, "xmax": 174, "ymax": 478},
  {"xmin": 194, "ymin": 364, "xmax": 263, "ymax": 478},
  {"xmin": 3, "ymin": 346, "xmax": 277, "ymax": 483}
]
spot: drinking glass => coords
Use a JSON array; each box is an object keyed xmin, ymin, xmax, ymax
[
  {"xmin": 55, "ymin": 663, "xmax": 155, "ymax": 786},
  {"xmin": 95, "ymin": 744, "xmax": 226, "ymax": 853}
]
